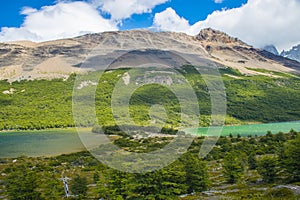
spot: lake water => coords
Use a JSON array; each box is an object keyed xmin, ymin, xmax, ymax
[
  {"xmin": 186, "ymin": 121, "xmax": 300, "ymax": 137},
  {"xmin": 0, "ymin": 121, "xmax": 300, "ymax": 158},
  {"xmin": 0, "ymin": 129, "xmax": 86, "ymax": 158}
]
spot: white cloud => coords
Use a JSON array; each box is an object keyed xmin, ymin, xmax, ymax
[
  {"xmin": 0, "ymin": 1, "xmax": 117, "ymax": 42},
  {"xmin": 154, "ymin": 0, "xmax": 300, "ymax": 51},
  {"xmin": 20, "ymin": 7, "xmax": 38, "ymax": 15},
  {"xmin": 214, "ymin": 0, "xmax": 223, "ymax": 3},
  {"xmin": 92, "ymin": 0, "xmax": 169, "ymax": 20},
  {"xmin": 0, "ymin": 27, "xmax": 41, "ymax": 41},
  {"xmin": 0, "ymin": 0, "xmax": 169, "ymax": 42},
  {"xmin": 153, "ymin": 7, "xmax": 190, "ymax": 32}
]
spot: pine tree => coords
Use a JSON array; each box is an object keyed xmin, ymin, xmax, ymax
[
  {"xmin": 70, "ymin": 175, "xmax": 88, "ymax": 197},
  {"xmin": 282, "ymin": 134, "xmax": 300, "ymax": 182},
  {"xmin": 180, "ymin": 153, "xmax": 210, "ymax": 193},
  {"xmin": 257, "ymin": 156, "xmax": 279, "ymax": 183},
  {"xmin": 223, "ymin": 151, "xmax": 244, "ymax": 183},
  {"xmin": 6, "ymin": 165, "xmax": 42, "ymax": 200},
  {"xmin": 248, "ymin": 153, "xmax": 257, "ymax": 170}
]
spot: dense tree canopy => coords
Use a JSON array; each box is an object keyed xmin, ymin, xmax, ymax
[{"xmin": 0, "ymin": 67, "xmax": 300, "ymax": 130}]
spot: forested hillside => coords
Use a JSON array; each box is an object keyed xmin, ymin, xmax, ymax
[{"xmin": 0, "ymin": 66, "xmax": 299, "ymax": 130}]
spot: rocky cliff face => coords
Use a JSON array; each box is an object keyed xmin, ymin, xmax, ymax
[
  {"xmin": 195, "ymin": 29, "xmax": 300, "ymax": 75},
  {"xmin": 0, "ymin": 29, "xmax": 300, "ymax": 82},
  {"xmin": 281, "ymin": 44, "xmax": 300, "ymax": 62},
  {"xmin": 196, "ymin": 28, "xmax": 245, "ymax": 45},
  {"xmin": 262, "ymin": 43, "xmax": 300, "ymax": 63},
  {"xmin": 263, "ymin": 45, "xmax": 279, "ymax": 55}
]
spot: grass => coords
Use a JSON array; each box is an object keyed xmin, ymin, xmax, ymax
[{"xmin": 245, "ymin": 67, "xmax": 298, "ymax": 78}]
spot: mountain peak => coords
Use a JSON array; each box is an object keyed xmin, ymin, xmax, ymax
[
  {"xmin": 1, "ymin": 30, "xmax": 300, "ymax": 82},
  {"xmin": 281, "ymin": 44, "xmax": 300, "ymax": 62},
  {"xmin": 196, "ymin": 28, "xmax": 244, "ymax": 44},
  {"xmin": 262, "ymin": 45, "xmax": 279, "ymax": 55}
]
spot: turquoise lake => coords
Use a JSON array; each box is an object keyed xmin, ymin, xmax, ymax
[
  {"xmin": 0, "ymin": 121, "xmax": 299, "ymax": 158},
  {"xmin": 186, "ymin": 121, "xmax": 300, "ymax": 137}
]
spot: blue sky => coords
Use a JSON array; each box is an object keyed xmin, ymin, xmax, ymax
[
  {"xmin": 121, "ymin": 0, "xmax": 248, "ymax": 30},
  {"xmin": 0, "ymin": 0, "xmax": 55, "ymax": 27},
  {"xmin": 1, "ymin": 0, "xmax": 300, "ymax": 51},
  {"xmin": 0, "ymin": 0, "xmax": 247, "ymax": 29}
]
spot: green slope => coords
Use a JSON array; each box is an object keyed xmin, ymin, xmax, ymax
[{"xmin": 0, "ymin": 66, "xmax": 299, "ymax": 130}]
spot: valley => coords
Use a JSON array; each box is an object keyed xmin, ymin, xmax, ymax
[{"xmin": 0, "ymin": 29, "xmax": 300, "ymax": 199}]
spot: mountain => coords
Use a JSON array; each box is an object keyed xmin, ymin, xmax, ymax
[
  {"xmin": 261, "ymin": 43, "xmax": 300, "ymax": 63},
  {"xmin": 262, "ymin": 45, "xmax": 279, "ymax": 55},
  {"xmin": 1, "ymin": 28, "xmax": 300, "ymax": 82},
  {"xmin": 194, "ymin": 29, "xmax": 300, "ymax": 74},
  {"xmin": 281, "ymin": 44, "xmax": 300, "ymax": 62}
]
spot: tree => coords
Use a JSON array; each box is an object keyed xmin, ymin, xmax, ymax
[
  {"xmin": 257, "ymin": 156, "xmax": 279, "ymax": 183},
  {"xmin": 282, "ymin": 134, "xmax": 300, "ymax": 182},
  {"xmin": 6, "ymin": 165, "xmax": 43, "ymax": 200},
  {"xmin": 180, "ymin": 153, "xmax": 210, "ymax": 193},
  {"xmin": 131, "ymin": 162, "xmax": 187, "ymax": 200},
  {"xmin": 248, "ymin": 153, "xmax": 257, "ymax": 170},
  {"xmin": 98, "ymin": 168, "xmax": 133, "ymax": 199},
  {"xmin": 95, "ymin": 170, "xmax": 112, "ymax": 200},
  {"xmin": 42, "ymin": 173, "xmax": 65, "ymax": 199},
  {"xmin": 93, "ymin": 172, "xmax": 100, "ymax": 183},
  {"xmin": 223, "ymin": 151, "xmax": 245, "ymax": 183},
  {"xmin": 70, "ymin": 175, "xmax": 88, "ymax": 197},
  {"xmin": 274, "ymin": 132, "xmax": 286, "ymax": 142}
]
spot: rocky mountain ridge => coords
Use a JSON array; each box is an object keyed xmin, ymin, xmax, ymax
[
  {"xmin": 263, "ymin": 45, "xmax": 279, "ymax": 56},
  {"xmin": 281, "ymin": 44, "xmax": 300, "ymax": 63},
  {"xmin": 262, "ymin": 44, "xmax": 300, "ymax": 63},
  {"xmin": 1, "ymin": 28, "xmax": 300, "ymax": 82}
]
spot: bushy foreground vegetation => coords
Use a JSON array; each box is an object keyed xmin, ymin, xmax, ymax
[
  {"xmin": 0, "ymin": 66, "xmax": 299, "ymax": 130},
  {"xmin": 0, "ymin": 131, "xmax": 299, "ymax": 199}
]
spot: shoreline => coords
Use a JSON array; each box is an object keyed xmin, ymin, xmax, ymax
[
  {"xmin": 0, "ymin": 120, "xmax": 296, "ymax": 133},
  {"xmin": 0, "ymin": 127, "xmax": 91, "ymax": 133}
]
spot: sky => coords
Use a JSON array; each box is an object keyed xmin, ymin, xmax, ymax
[{"xmin": 1, "ymin": 0, "xmax": 300, "ymax": 51}]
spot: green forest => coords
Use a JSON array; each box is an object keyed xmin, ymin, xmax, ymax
[
  {"xmin": 0, "ymin": 130, "xmax": 299, "ymax": 199},
  {"xmin": 0, "ymin": 66, "xmax": 299, "ymax": 130}
]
